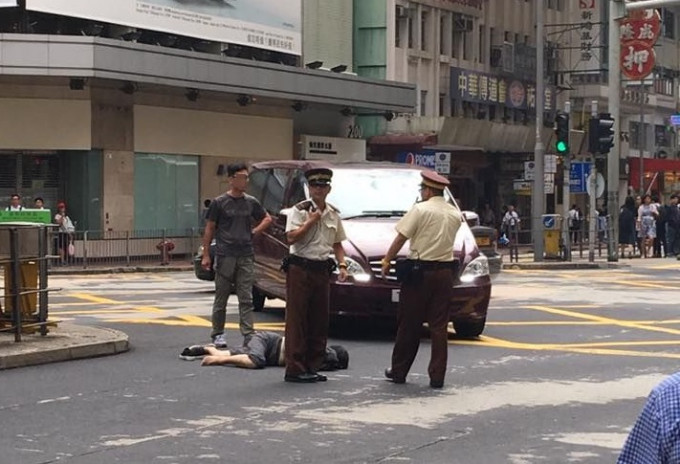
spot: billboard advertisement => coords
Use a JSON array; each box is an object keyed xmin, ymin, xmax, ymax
[
  {"xmin": 26, "ymin": 0, "xmax": 301, "ymax": 55},
  {"xmin": 0, "ymin": 0, "xmax": 17, "ymax": 6}
]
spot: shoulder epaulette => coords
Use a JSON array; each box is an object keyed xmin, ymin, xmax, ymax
[{"xmin": 295, "ymin": 200, "xmax": 314, "ymax": 211}]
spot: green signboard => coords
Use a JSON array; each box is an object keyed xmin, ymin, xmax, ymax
[{"xmin": 0, "ymin": 210, "xmax": 52, "ymax": 224}]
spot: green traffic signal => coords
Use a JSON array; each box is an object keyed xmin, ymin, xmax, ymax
[{"xmin": 554, "ymin": 112, "xmax": 569, "ymax": 154}]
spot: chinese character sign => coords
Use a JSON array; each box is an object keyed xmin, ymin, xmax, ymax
[
  {"xmin": 570, "ymin": 0, "xmax": 602, "ymax": 73},
  {"xmin": 620, "ymin": 9, "xmax": 660, "ymax": 80}
]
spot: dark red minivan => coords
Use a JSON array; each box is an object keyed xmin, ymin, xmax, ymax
[{"xmin": 246, "ymin": 160, "xmax": 491, "ymax": 337}]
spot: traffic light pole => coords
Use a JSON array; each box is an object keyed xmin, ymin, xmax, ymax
[
  {"xmin": 607, "ymin": 0, "xmax": 626, "ymax": 262},
  {"xmin": 532, "ymin": 0, "xmax": 545, "ymax": 262},
  {"xmin": 562, "ymin": 102, "xmax": 571, "ymax": 261},
  {"xmin": 589, "ymin": 102, "xmax": 598, "ymax": 263}
]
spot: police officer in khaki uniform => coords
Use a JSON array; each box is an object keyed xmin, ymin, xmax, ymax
[
  {"xmin": 283, "ymin": 167, "xmax": 348, "ymax": 383},
  {"xmin": 381, "ymin": 170, "xmax": 462, "ymax": 389}
]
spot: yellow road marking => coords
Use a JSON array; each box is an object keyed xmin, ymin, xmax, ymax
[
  {"xmin": 602, "ymin": 280, "xmax": 679, "ymax": 290},
  {"xmin": 526, "ymin": 305, "xmax": 680, "ymax": 336},
  {"xmin": 67, "ymin": 293, "xmax": 125, "ymax": 305}
]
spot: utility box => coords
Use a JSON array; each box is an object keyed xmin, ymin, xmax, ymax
[
  {"xmin": 542, "ymin": 214, "xmax": 562, "ymax": 259},
  {"xmin": 3, "ymin": 261, "xmax": 38, "ymax": 316}
]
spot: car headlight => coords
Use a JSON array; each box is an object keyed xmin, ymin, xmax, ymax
[
  {"xmin": 460, "ymin": 255, "xmax": 489, "ymax": 283},
  {"xmin": 332, "ymin": 256, "xmax": 372, "ymax": 283}
]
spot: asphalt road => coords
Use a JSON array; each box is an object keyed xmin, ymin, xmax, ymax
[{"xmin": 2, "ymin": 259, "xmax": 680, "ymax": 464}]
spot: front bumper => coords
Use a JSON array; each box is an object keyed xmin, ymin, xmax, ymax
[{"xmin": 329, "ymin": 276, "xmax": 491, "ymax": 322}]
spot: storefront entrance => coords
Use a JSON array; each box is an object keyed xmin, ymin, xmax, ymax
[{"xmin": 0, "ymin": 152, "xmax": 61, "ymax": 210}]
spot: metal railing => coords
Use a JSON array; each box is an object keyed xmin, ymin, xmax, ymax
[{"xmin": 46, "ymin": 228, "xmax": 203, "ymax": 270}]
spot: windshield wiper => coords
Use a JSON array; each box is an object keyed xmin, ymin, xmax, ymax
[{"xmin": 344, "ymin": 210, "xmax": 407, "ymax": 219}]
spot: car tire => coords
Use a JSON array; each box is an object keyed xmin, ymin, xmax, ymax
[
  {"xmin": 453, "ymin": 318, "xmax": 486, "ymax": 338},
  {"xmin": 252, "ymin": 287, "xmax": 266, "ymax": 312}
]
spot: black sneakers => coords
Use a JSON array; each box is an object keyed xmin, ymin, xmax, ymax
[{"xmin": 179, "ymin": 345, "xmax": 208, "ymax": 361}]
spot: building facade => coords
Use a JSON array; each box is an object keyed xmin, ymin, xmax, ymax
[
  {"xmin": 0, "ymin": 1, "xmax": 415, "ymax": 234},
  {"xmin": 355, "ymin": 0, "xmax": 680, "ymax": 233}
]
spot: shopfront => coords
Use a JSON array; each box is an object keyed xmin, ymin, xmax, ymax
[{"xmin": 629, "ymin": 157, "xmax": 680, "ymax": 197}]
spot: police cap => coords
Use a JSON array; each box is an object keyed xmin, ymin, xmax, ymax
[
  {"xmin": 420, "ymin": 170, "xmax": 450, "ymax": 191},
  {"xmin": 305, "ymin": 167, "xmax": 333, "ymax": 186}
]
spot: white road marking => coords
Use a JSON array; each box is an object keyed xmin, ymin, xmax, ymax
[{"xmin": 294, "ymin": 374, "xmax": 664, "ymax": 429}]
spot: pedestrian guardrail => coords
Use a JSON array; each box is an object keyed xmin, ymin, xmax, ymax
[{"xmin": 45, "ymin": 228, "xmax": 202, "ymax": 270}]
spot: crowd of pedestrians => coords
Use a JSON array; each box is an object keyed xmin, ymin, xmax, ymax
[{"xmin": 619, "ymin": 193, "xmax": 680, "ymax": 259}]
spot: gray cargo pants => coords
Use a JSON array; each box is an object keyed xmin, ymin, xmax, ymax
[{"xmin": 211, "ymin": 255, "xmax": 255, "ymax": 338}]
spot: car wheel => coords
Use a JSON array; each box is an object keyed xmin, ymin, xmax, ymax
[
  {"xmin": 252, "ymin": 287, "xmax": 266, "ymax": 312},
  {"xmin": 453, "ymin": 318, "xmax": 486, "ymax": 338}
]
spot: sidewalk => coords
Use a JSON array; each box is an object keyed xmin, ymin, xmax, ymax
[
  {"xmin": 500, "ymin": 245, "xmax": 679, "ymax": 270},
  {"xmin": 0, "ymin": 323, "xmax": 129, "ymax": 370}
]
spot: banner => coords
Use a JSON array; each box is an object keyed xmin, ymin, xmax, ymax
[
  {"xmin": 0, "ymin": 0, "xmax": 18, "ymax": 6},
  {"xmin": 26, "ymin": 0, "xmax": 301, "ymax": 55},
  {"xmin": 450, "ymin": 67, "xmax": 556, "ymax": 112}
]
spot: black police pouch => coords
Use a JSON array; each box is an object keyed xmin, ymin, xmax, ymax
[
  {"xmin": 395, "ymin": 259, "xmax": 423, "ymax": 285},
  {"xmin": 280, "ymin": 255, "xmax": 290, "ymax": 273}
]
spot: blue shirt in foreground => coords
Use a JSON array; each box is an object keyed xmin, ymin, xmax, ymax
[{"xmin": 618, "ymin": 372, "xmax": 680, "ymax": 463}]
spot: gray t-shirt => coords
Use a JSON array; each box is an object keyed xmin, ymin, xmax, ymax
[{"xmin": 208, "ymin": 193, "xmax": 266, "ymax": 257}]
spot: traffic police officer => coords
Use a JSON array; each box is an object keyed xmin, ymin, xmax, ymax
[
  {"xmin": 283, "ymin": 167, "xmax": 348, "ymax": 383},
  {"xmin": 381, "ymin": 170, "xmax": 462, "ymax": 388}
]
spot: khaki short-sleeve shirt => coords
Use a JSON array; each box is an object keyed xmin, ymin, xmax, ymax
[
  {"xmin": 286, "ymin": 200, "xmax": 347, "ymax": 261},
  {"xmin": 395, "ymin": 196, "xmax": 462, "ymax": 261}
]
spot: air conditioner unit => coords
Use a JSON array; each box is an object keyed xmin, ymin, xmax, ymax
[
  {"xmin": 396, "ymin": 5, "xmax": 410, "ymax": 18},
  {"xmin": 453, "ymin": 15, "xmax": 473, "ymax": 32}
]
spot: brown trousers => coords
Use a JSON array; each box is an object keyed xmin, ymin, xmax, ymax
[
  {"xmin": 391, "ymin": 268, "xmax": 454, "ymax": 384},
  {"xmin": 284, "ymin": 263, "xmax": 330, "ymax": 376}
]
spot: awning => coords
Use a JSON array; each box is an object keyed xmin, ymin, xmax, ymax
[{"xmin": 368, "ymin": 133, "xmax": 438, "ymax": 146}]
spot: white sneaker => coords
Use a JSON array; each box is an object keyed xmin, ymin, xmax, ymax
[{"xmin": 212, "ymin": 334, "xmax": 228, "ymax": 348}]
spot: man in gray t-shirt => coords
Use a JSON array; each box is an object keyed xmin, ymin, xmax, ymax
[{"xmin": 201, "ymin": 163, "xmax": 272, "ymax": 345}]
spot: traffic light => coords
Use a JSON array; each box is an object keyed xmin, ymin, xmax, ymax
[
  {"xmin": 554, "ymin": 112, "xmax": 569, "ymax": 154},
  {"xmin": 588, "ymin": 113, "xmax": 615, "ymax": 155}
]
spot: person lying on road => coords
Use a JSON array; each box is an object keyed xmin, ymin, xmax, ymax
[{"xmin": 179, "ymin": 331, "xmax": 348, "ymax": 381}]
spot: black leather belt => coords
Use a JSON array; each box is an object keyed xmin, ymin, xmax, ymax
[
  {"xmin": 288, "ymin": 255, "xmax": 331, "ymax": 271},
  {"xmin": 413, "ymin": 260, "xmax": 457, "ymax": 271}
]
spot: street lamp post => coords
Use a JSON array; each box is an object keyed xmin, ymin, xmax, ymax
[{"xmin": 532, "ymin": 0, "xmax": 546, "ymax": 262}]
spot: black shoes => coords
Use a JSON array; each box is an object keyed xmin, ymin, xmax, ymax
[
  {"xmin": 384, "ymin": 368, "xmax": 405, "ymax": 384},
  {"xmin": 284, "ymin": 373, "xmax": 318, "ymax": 383},
  {"xmin": 284, "ymin": 372, "xmax": 328, "ymax": 383},
  {"xmin": 179, "ymin": 345, "xmax": 208, "ymax": 361},
  {"xmin": 429, "ymin": 379, "xmax": 444, "ymax": 389}
]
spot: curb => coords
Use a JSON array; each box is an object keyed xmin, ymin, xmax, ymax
[
  {"xmin": 502, "ymin": 262, "xmax": 629, "ymax": 270},
  {"xmin": 0, "ymin": 326, "xmax": 130, "ymax": 370},
  {"xmin": 49, "ymin": 265, "xmax": 193, "ymax": 276}
]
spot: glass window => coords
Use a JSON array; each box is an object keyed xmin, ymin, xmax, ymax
[
  {"xmin": 421, "ymin": 11, "xmax": 428, "ymax": 51},
  {"xmin": 247, "ymin": 169, "xmax": 268, "ymax": 201},
  {"xmin": 134, "ymin": 153, "xmax": 198, "ymax": 235},
  {"xmin": 262, "ymin": 168, "xmax": 290, "ymax": 214},
  {"xmin": 287, "ymin": 170, "xmax": 307, "ymax": 207},
  {"xmin": 327, "ymin": 168, "xmax": 458, "ymax": 219},
  {"xmin": 663, "ymin": 9, "xmax": 675, "ymax": 39}
]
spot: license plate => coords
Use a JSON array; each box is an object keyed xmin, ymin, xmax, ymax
[
  {"xmin": 391, "ymin": 289, "xmax": 400, "ymax": 303},
  {"xmin": 476, "ymin": 237, "xmax": 491, "ymax": 246}
]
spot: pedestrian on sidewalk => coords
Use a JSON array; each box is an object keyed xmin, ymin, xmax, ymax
[
  {"xmin": 5, "ymin": 193, "xmax": 23, "ymax": 211},
  {"xmin": 381, "ymin": 170, "xmax": 462, "ymax": 389},
  {"xmin": 282, "ymin": 167, "xmax": 348, "ymax": 383},
  {"xmin": 637, "ymin": 194, "xmax": 658, "ymax": 259},
  {"xmin": 665, "ymin": 194, "xmax": 680, "ymax": 258},
  {"xmin": 179, "ymin": 331, "xmax": 349, "ymax": 372},
  {"xmin": 202, "ymin": 163, "xmax": 272, "ymax": 347},
  {"xmin": 54, "ymin": 201, "xmax": 75, "ymax": 266},
  {"xmin": 619, "ymin": 196, "xmax": 637, "ymax": 259}
]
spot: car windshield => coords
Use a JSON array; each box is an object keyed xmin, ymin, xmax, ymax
[{"xmin": 327, "ymin": 168, "xmax": 458, "ymax": 219}]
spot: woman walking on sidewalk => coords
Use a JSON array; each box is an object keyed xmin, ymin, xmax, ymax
[{"xmin": 637, "ymin": 194, "xmax": 658, "ymax": 259}]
